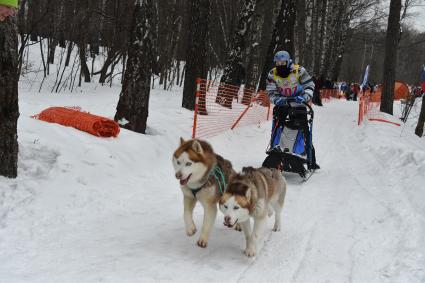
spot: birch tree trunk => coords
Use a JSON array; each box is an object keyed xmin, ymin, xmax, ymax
[
  {"xmin": 305, "ymin": 0, "xmax": 317, "ymax": 71},
  {"xmin": 330, "ymin": 11, "xmax": 351, "ymax": 81},
  {"xmin": 295, "ymin": 0, "xmax": 306, "ymax": 64},
  {"xmin": 0, "ymin": 18, "xmax": 19, "ymax": 178},
  {"xmin": 114, "ymin": 0, "xmax": 156, "ymax": 134},
  {"xmin": 380, "ymin": 0, "xmax": 402, "ymax": 115},
  {"xmin": 313, "ymin": 0, "xmax": 327, "ymax": 75},
  {"xmin": 320, "ymin": 0, "xmax": 339, "ymax": 76}
]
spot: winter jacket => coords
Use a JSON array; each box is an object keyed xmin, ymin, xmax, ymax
[
  {"xmin": 266, "ymin": 64, "xmax": 315, "ymax": 105},
  {"xmin": 0, "ymin": 0, "xmax": 18, "ymax": 8},
  {"xmin": 421, "ymin": 67, "xmax": 425, "ymax": 93}
]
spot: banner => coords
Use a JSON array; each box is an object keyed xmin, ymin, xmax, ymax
[{"xmin": 361, "ymin": 65, "xmax": 370, "ymax": 89}]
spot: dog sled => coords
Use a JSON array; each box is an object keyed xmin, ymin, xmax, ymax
[{"xmin": 262, "ymin": 99, "xmax": 318, "ymax": 181}]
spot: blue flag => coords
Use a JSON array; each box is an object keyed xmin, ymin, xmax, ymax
[{"xmin": 361, "ymin": 65, "xmax": 369, "ymax": 89}]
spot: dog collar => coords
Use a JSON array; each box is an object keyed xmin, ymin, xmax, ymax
[{"xmin": 189, "ymin": 187, "xmax": 203, "ymax": 198}]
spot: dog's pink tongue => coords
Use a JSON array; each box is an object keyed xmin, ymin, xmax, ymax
[{"xmin": 180, "ymin": 175, "xmax": 190, "ymax": 186}]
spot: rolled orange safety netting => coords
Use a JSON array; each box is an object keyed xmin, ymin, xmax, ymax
[{"xmin": 33, "ymin": 107, "xmax": 120, "ymax": 137}]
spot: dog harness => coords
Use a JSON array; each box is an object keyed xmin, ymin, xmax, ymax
[{"xmin": 189, "ymin": 165, "xmax": 227, "ymax": 198}]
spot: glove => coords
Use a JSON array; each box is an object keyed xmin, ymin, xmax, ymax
[
  {"xmin": 294, "ymin": 96, "xmax": 305, "ymax": 104},
  {"xmin": 304, "ymin": 88, "xmax": 313, "ymax": 98},
  {"xmin": 273, "ymin": 96, "xmax": 287, "ymax": 106}
]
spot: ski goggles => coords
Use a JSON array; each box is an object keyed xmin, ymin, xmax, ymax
[{"xmin": 275, "ymin": 60, "xmax": 288, "ymax": 66}]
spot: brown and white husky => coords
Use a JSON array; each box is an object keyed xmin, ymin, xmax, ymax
[
  {"xmin": 219, "ymin": 167, "xmax": 287, "ymax": 257},
  {"xmin": 172, "ymin": 138, "xmax": 235, "ymax": 248}
]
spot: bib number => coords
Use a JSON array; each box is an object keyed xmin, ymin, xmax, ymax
[{"xmin": 280, "ymin": 85, "xmax": 298, "ymax": 97}]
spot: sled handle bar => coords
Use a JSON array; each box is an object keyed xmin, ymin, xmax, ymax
[{"xmin": 284, "ymin": 98, "xmax": 314, "ymax": 119}]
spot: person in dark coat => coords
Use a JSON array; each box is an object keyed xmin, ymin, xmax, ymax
[{"xmin": 312, "ymin": 75, "xmax": 323, "ymax": 106}]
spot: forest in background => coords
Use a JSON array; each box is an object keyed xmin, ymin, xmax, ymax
[{"xmin": 14, "ymin": 0, "xmax": 425, "ymax": 92}]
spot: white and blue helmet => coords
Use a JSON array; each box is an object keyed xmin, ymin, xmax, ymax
[{"xmin": 273, "ymin": 50, "xmax": 291, "ymax": 64}]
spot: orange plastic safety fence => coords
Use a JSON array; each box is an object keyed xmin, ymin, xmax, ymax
[
  {"xmin": 321, "ymin": 89, "xmax": 342, "ymax": 102},
  {"xmin": 357, "ymin": 87, "xmax": 404, "ymax": 127},
  {"xmin": 33, "ymin": 106, "xmax": 120, "ymax": 137},
  {"xmin": 192, "ymin": 78, "xmax": 271, "ymax": 139}
]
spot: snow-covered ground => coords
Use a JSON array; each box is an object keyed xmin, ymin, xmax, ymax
[{"xmin": 1, "ymin": 80, "xmax": 425, "ymax": 283}]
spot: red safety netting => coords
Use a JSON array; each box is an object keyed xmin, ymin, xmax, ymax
[
  {"xmin": 358, "ymin": 81, "xmax": 409, "ymax": 126},
  {"xmin": 192, "ymin": 78, "xmax": 271, "ymax": 138},
  {"xmin": 33, "ymin": 106, "xmax": 120, "ymax": 137}
]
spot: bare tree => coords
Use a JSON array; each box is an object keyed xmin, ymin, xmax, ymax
[
  {"xmin": 181, "ymin": 0, "xmax": 210, "ymax": 110},
  {"xmin": 114, "ymin": 0, "xmax": 157, "ymax": 134},
  {"xmin": 312, "ymin": 0, "xmax": 327, "ymax": 75},
  {"xmin": 380, "ymin": 0, "xmax": 402, "ymax": 115},
  {"xmin": 0, "ymin": 15, "xmax": 19, "ymax": 178},
  {"xmin": 16, "ymin": 0, "xmax": 251, "ymax": 93},
  {"xmin": 219, "ymin": 0, "xmax": 257, "ymax": 86},
  {"xmin": 243, "ymin": 0, "xmax": 274, "ymax": 89},
  {"xmin": 258, "ymin": 0, "xmax": 296, "ymax": 91},
  {"xmin": 295, "ymin": 0, "xmax": 306, "ymax": 64}
]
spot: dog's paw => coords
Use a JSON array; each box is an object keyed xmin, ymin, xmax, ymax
[
  {"xmin": 244, "ymin": 247, "xmax": 256, "ymax": 257},
  {"xmin": 234, "ymin": 223, "xmax": 242, "ymax": 232},
  {"xmin": 197, "ymin": 238, "xmax": 208, "ymax": 248},
  {"xmin": 272, "ymin": 225, "xmax": 281, "ymax": 232},
  {"xmin": 186, "ymin": 226, "xmax": 197, "ymax": 236}
]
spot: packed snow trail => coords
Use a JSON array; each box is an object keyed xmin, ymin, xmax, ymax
[
  {"xmin": 0, "ymin": 88, "xmax": 424, "ymax": 283},
  {"xmin": 237, "ymin": 102, "xmax": 425, "ymax": 283}
]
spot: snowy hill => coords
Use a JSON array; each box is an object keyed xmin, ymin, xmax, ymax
[{"xmin": 1, "ymin": 83, "xmax": 424, "ymax": 283}]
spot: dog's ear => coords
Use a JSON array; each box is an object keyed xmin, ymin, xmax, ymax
[
  {"xmin": 245, "ymin": 187, "xmax": 252, "ymax": 202},
  {"xmin": 242, "ymin": 166, "xmax": 255, "ymax": 175},
  {"xmin": 192, "ymin": 140, "xmax": 203, "ymax": 154},
  {"xmin": 180, "ymin": 137, "xmax": 185, "ymax": 145}
]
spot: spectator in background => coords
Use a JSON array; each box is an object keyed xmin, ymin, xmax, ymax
[
  {"xmin": 351, "ymin": 83, "xmax": 360, "ymax": 101},
  {"xmin": 340, "ymin": 82, "xmax": 349, "ymax": 100},
  {"xmin": 324, "ymin": 78, "xmax": 334, "ymax": 89},
  {"xmin": 312, "ymin": 75, "xmax": 323, "ymax": 106}
]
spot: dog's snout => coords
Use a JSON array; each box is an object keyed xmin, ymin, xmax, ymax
[
  {"xmin": 224, "ymin": 216, "xmax": 231, "ymax": 223},
  {"xmin": 175, "ymin": 172, "xmax": 182, "ymax": 179}
]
